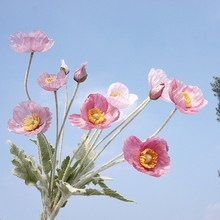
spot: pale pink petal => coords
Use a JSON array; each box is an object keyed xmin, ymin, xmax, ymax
[
  {"xmin": 107, "ymin": 82, "xmax": 138, "ymax": 109},
  {"xmin": 148, "ymin": 68, "xmax": 171, "ymax": 101},
  {"xmin": 8, "ymin": 101, "xmax": 52, "ymax": 136}
]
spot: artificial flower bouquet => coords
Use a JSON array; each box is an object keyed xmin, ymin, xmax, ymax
[{"xmin": 7, "ymin": 30, "xmax": 207, "ymax": 220}]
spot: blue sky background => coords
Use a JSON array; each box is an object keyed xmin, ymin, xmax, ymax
[{"xmin": 1, "ymin": 0, "xmax": 220, "ymax": 219}]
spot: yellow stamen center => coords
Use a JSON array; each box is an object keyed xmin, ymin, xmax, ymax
[
  {"xmin": 111, "ymin": 92, "xmax": 122, "ymax": 97},
  {"xmin": 45, "ymin": 76, "xmax": 57, "ymax": 84},
  {"xmin": 23, "ymin": 114, "xmax": 40, "ymax": 131},
  {"xmin": 181, "ymin": 92, "xmax": 191, "ymax": 107},
  {"xmin": 88, "ymin": 107, "xmax": 105, "ymax": 124},
  {"xmin": 139, "ymin": 148, "xmax": 158, "ymax": 169}
]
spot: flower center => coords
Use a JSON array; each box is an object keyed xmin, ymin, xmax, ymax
[
  {"xmin": 111, "ymin": 92, "xmax": 122, "ymax": 97},
  {"xmin": 181, "ymin": 92, "xmax": 191, "ymax": 107},
  {"xmin": 139, "ymin": 148, "xmax": 158, "ymax": 169},
  {"xmin": 23, "ymin": 114, "xmax": 40, "ymax": 131},
  {"xmin": 45, "ymin": 76, "xmax": 57, "ymax": 84},
  {"xmin": 88, "ymin": 107, "xmax": 105, "ymax": 124}
]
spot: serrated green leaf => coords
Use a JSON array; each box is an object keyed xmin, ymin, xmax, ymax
[
  {"xmin": 74, "ymin": 136, "xmax": 96, "ymax": 173},
  {"xmin": 36, "ymin": 133, "xmax": 53, "ymax": 175},
  {"xmin": 102, "ymin": 188, "xmax": 134, "ymax": 202},
  {"xmin": 8, "ymin": 140, "xmax": 42, "ymax": 186},
  {"xmin": 57, "ymin": 157, "xmax": 80, "ymax": 185}
]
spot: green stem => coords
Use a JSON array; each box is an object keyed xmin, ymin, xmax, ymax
[
  {"xmin": 58, "ymin": 85, "xmax": 69, "ymax": 167},
  {"xmin": 50, "ymin": 83, "xmax": 80, "ymax": 196},
  {"xmin": 57, "ymin": 82, "xmax": 80, "ymax": 145},
  {"xmin": 93, "ymin": 97, "xmax": 151, "ymax": 151},
  {"xmin": 75, "ymin": 154, "xmax": 125, "ymax": 188},
  {"xmin": 49, "ymin": 91, "xmax": 59, "ymax": 196},
  {"xmin": 24, "ymin": 52, "xmax": 34, "ymax": 100},
  {"xmin": 150, "ymin": 108, "xmax": 177, "ymax": 138},
  {"xmin": 52, "ymin": 130, "xmax": 91, "ymax": 209}
]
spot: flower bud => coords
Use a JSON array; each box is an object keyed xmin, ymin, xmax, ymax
[
  {"xmin": 149, "ymin": 83, "xmax": 165, "ymax": 100},
  {"xmin": 60, "ymin": 59, "xmax": 70, "ymax": 75},
  {"xmin": 74, "ymin": 62, "xmax": 88, "ymax": 83}
]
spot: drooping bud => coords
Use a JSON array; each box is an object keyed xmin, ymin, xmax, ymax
[
  {"xmin": 60, "ymin": 59, "xmax": 70, "ymax": 75},
  {"xmin": 74, "ymin": 62, "xmax": 88, "ymax": 83},
  {"xmin": 149, "ymin": 83, "xmax": 165, "ymax": 100}
]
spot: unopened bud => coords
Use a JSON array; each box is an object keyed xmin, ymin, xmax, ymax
[
  {"xmin": 74, "ymin": 62, "xmax": 88, "ymax": 83},
  {"xmin": 149, "ymin": 83, "xmax": 165, "ymax": 100},
  {"xmin": 60, "ymin": 59, "xmax": 70, "ymax": 75}
]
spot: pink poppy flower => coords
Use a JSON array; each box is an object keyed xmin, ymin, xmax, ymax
[
  {"xmin": 74, "ymin": 62, "xmax": 88, "ymax": 83},
  {"xmin": 69, "ymin": 93, "xmax": 120, "ymax": 130},
  {"xmin": 169, "ymin": 79, "xmax": 208, "ymax": 114},
  {"xmin": 106, "ymin": 82, "xmax": 138, "ymax": 109},
  {"xmin": 37, "ymin": 70, "xmax": 68, "ymax": 91},
  {"xmin": 122, "ymin": 136, "xmax": 170, "ymax": 177},
  {"xmin": 9, "ymin": 30, "xmax": 54, "ymax": 53},
  {"xmin": 8, "ymin": 101, "xmax": 52, "ymax": 136},
  {"xmin": 148, "ymin": 68, "xmax": 171, "ymax": 101}
]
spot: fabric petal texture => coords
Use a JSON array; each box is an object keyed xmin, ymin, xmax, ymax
[
  {"xmin": 8, "ymin": 101, "xmax": 52, "ymax": 136},
  {"xmin": 106, "ymin": 82, "xmax": 138, "ymax": 109},
  {"xmin": 122, "ymin": 136, "xmax": 170, "ymax": 177},
  {"xmin": 169, "ymin": 79, "xmax": 208, "ymax": 114},
  {"xmin": 69, "ymin": 93, "xmax": 120, "ymax": 130},
  {"xmin": 10, "ymin": 30, "xmax": 54, "ymax": 53},
  {"xmin": 148, "ymin": 68, "xmax": 171, "ymax": 101},
  {"xmin": 37, "ymin": 70, "xmax": 68, "ymax": 91}
]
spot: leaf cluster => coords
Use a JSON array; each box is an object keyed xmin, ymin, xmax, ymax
[{"xmin": 211, "ymin": 76, "xmax": 220, "ymax": 121}]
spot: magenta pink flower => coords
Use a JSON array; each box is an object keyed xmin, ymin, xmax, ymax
[
  {"xmin": 74, "ymin": 62, "xmax": 88, "ymax": 83},
  {"xmin": 148, "ymin": 68, "xmax": 171, "ymax": 101},
  {"xmin": 169, "ymin": 79, "xmax": 208, "ymax": 114},
  {"xmin": 37, "ymin": 70, "xmax": 68, "ymax": 91},
  {"xmin": 8, "ymin": 101, "xmax": 52, "ymax": 136},
  {"xmin": 69, "ymin": 93, "xmax": 120, "ymax": 130},
  {"xmin": 9, "ymin": 30, "xmax": 54, "ymax": 53},
  {"xmin": 106, "ymin": 82, "xmax": 138, "ymax": 109},
  {"xmin": 122, "ymin": 136, "xmax": 170, "ymax": 177}
]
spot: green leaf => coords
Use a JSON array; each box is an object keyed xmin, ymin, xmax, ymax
[
  {"xmin": 56, "ymin": 156, "xmax": 81, "ymax": 184},
  {"xmin": 91, "ymin": 175, "xmax": 134, "ymax": 202},
  {"xmin": 36, "ymin": 133, "xmax": 53, "ymax": 175},
  {"xmin": 102, "ymin": 188, "xmax": 134, "ymax": 202},
  {"xmin": 74, "ymin": 136, "xmax": 96, "ymax": 173},
  {"xmin": 8, "ymin": 140, "xmax": 42, "ymax": 186}
]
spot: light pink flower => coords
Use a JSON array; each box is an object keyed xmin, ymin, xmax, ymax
[
  {"xmin": 169, "ymin": 79, "xmax": 208, "ymax": 114},
  {"xmin": 74, "ymin": 62, "xmax": 88, "ymax": 83},
  {"xmin": 8, "ymin": 101, "xmax": 52, "ymax": 136},
  {"xmin": 9, "ymin": 30, "xmax": 54, "ymax": 53},
  {"xmin": 148, "ymin": 68, "xmax": 171, "ymax": 101},
  {"xmin": 60, "ymin": 59, "xmax": 70, "ymax": 75},
  {"xmin": 106, "ymin": 82, "xmax": 138, "ymax": 109},
  {"xmin": 122, "ymin": 136, "xmax": 170, "ymax": 177},
  {"xmin": 69, "ymin": 93, "xmax": 120, "ymax": 130},
  {"xmin": 37, "ymin": 70, "xmax": 68, "ymax": 91}
]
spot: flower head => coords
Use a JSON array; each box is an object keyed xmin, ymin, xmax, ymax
[
  {"xmin": 69, "ymin": 93, "xmax": 120, "ymax": 130},
  {"xmin": 122, "ymin": 136, "xmax": 170, "ymax": 177},
  {"xmin": 106, "ymin": 82, "xmax": 138, "ymax": 109},
  {"xmin": 9, "ymin": 30, "xmax": 54, "ymax": 53},
  {"xmin": 60, "ymin": 59, "xmax": 70, "ymax": 75},
  {"xmin": 169, "ymin": 79, "xmax": 208, "ymax": 114},
  {"xmin": 148, "ymin": 68, "xmax": 171, "ymax": 101},
  {"xmin": 37, "ymin": 70, "xmax": 68, "ymax": 91},
  {"xmin": 8, "ymin": 101, "xmax": 52, "ymax": 136},
  {"xmin": 74, "ymin": 62, "xmax": 88, "ymax": 83}
]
